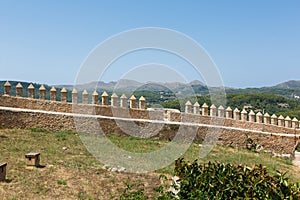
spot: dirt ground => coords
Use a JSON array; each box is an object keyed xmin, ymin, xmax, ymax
[
  {"xmin": 0, "ymin": 129, "xmax": 163, "ymax": 199},
  {"xmin": 0, "ymin": 165, "xmax": 161, "ymax": 199}
]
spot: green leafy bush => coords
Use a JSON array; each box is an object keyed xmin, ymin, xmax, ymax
[
  {"xmin": 116, "ymin": 159, "xmax": 300, "ymax": 199},
  {"xmin": 174, "ymin": 158, "xmax": 300, "ymax": 199}
]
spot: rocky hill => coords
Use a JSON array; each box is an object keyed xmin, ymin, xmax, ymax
[{"xmin": 275, "ymin": 80, "xmax": 300, "ymax": 89}]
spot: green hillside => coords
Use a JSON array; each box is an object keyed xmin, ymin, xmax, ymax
[
  {"xmin": 225, "ymin": 87, "xmax": 300, "ymax": 101},
  {"xmin": 162, "ymin": 93, "xmax": 300, "ymax": 119}
]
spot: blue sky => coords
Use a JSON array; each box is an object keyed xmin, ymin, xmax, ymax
[{"xmin": 0, "ymin": 1, "xmax": 299, "ymax": 88}]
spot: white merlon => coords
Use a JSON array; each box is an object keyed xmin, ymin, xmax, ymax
[
  {"xmin": 129, "ymin": 95, "xmax": 137, "ymax": 109},
  {"xmin": 72, "ymin": 89, "xmax": 78, "ymax": 104},
  {"xmin": 28, "ymin": 84, "xmax": 35, "ymax": 99},
  {"xmin": 92, "ymin": 91, "xmax": 99, "ymax": 104},
  {"xmin": 233, "ymin": 108, "xmax": 240, "ymax": 120},
  {"xmin": 241, "ymin": 109, "xmax": 247, "ymax": 121},
  {"xmin": 271, "ymin": 114, "xmax": 278, "ymax": 125},
  {"xmin": 111, "ymin": 93, "xmax": 119, "ymax": 107},
  {"xmin": 249, "ymin": 110, "xmax": 255, "ymax": 122},
  {"xmin": 193, "ymin": 102, "xmax": 200, "ymax": 115},
  {"xmin": 39, "ymin": 85, "xmax": 46, "ymax": 100},
  {"xmin": 185, "ymin": 101, "xmax": 192, "ymax": 113},
  {"xmin": 61, "ymin": 88, "xmax": 68, "ymax": 102},
  {"xmin": 82, "ymin": 90, "xmax": 89, "ymax": 104},
  {"xmin": 120, "ymin": 94, "xmax": 127, "ymax": 108},
  {"xmin": 292, "ymin": 117, "xmax": 299, "ymax": 129},
  {"xmin": 285, "ymin": 116, "xmax": 292, "ymax": 128},
  {"xmin": 210, "ymin": 104, "xmax": 217, "ymax": 117},
  {"xmin": 202, "ymin": 103, "xmax": 209, "ymax": 116},
  {"xmin": 264, "ymin": 113, "xmax": 270, "ymax": 124},
  {"xmin": 218, "ymin": 105, "xmax": 224, "ymax": 118},
  {"xmin": 256, "ymin": 112, "xmax": 263, "ymax": 123},
  {"xmin": 139, "ymin": 96, "xmax": 146, "ymax": 110},
  {"xmin": 102, "ymin": 91, "xmax": 109, "ymax": 105},
  {"xmin": 226, "ymin": 107, "xmax": 232, "ymax": 119},
  {"xmin": 278, "ymin": 115, "xmax": 285, "ymax": 127},
  {"xmin": 16, "ymin": 83, "xmax": 23, "ymax": 97}
]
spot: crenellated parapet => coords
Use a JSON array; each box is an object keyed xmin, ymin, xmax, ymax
[
  {"xmin": 178, "ymin": 99, "xmax": 300, "ymax": 130},
  {"xmin": 0, "ymin": 81, "xmax": 299, "ymax": 131},
  {"xmin": 0, "ymin": 81, "xmax": 299, "ymax": 156},
  {"xmin": 0, "ymin": 81, "xmax": 147, "ymax": 110},
  {"xmin": 0, "ymin": 81, "xmax": 149, "ymax": 119}
]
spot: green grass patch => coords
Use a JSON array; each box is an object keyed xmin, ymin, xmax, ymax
[{"xmin": 56, "ymin": 179, "xmax": 67, "ymax": 185}]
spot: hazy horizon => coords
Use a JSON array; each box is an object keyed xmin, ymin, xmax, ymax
[{"xmin": 1, "ymin": 78, "xmax": 298, "ymax": 89}]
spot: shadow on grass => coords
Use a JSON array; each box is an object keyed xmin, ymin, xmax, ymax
[
  {"xmin": 1, "ymin": 179, "xmax": 12, "ymax": 183},
  {"xmin": 0, "ymin": 135, "xmax": 8, "ymax": 139}
]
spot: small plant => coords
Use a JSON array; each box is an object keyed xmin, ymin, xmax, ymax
[
  {"xmin": 56, "ymin": 179, "xmax": 67, "ymax": 185},
  {"xmin": 118, "ymin": 178, "xmax": 148, "ymax": 200},
  {"xmin": 153, "ymin": 174, "xmax": 178, "ymax": 200},
  {"xmin": 116, "ymin": 175, "xmax": 178, "ymax": 200},
  {"xmin": 77, "ymin": 192, "xmax": 94, "ymax": 200},
  {"xmin": 245, "ymin": 134, "xmax": 259, "ymax": 151},
  {"xmin": 52, "ymin": 131, "xmax": 68, "ymax": 141}
]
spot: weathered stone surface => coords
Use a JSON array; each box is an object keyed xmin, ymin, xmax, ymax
[
  {"xmin": 0, "ymin": 94, "xmax": 299, "ymax": 157},
  {"xmin": 0, "ymin": 106, "xmax": 298, "ymax": 156}
]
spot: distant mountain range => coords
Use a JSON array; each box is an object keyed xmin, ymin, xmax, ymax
[
  {"xmin": 0, "ymin": 79, "xmax": 300, "ymax": 100},
  {"xmin": 56, "ymin": 79, "xmax": 208, "ymax": 95},
  {"xmin": 58, "ymin": 79, "xmax": 300, "ymax": 91}
]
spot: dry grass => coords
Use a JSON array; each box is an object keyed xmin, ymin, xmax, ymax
[
  {"xmin": 0, "ymin": 129, "xmax": 161, "ymax": 199},
  {"xmin": 0, "ymin": 128, "xmax": 299, "ymax": 199}
]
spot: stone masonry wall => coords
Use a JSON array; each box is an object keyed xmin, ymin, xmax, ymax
[
  {"xmin": 1, "ymin": 95, "xmax": 299, "ymax": 137},
  {"xmin": 0, "ymin": 108, "xmax": 298, "ymax": 155},
  {"xmin": 169, "ymin": 112, "xmax": 300, "ymax": 135},
  {"xmin": 0, "ymin": 81, "xmax": 300, "ymax": 156}
]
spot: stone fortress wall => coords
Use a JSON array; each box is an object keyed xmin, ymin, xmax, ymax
[{"xmin": 0, "ymin": 81, "xmax": 299, "ymax": 156}]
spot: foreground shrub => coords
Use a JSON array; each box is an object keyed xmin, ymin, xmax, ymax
[{"xmin": 174, "ymin": 158, "xmax": 300, "ymax": 199}]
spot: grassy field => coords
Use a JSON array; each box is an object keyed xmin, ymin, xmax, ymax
[{"xmin": 0, "ymin": 128, "xmax": 300, "ymax": 199}]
